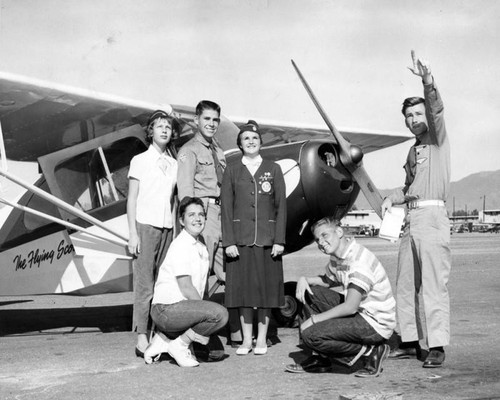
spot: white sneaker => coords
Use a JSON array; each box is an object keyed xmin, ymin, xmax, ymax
[
  {"xmin": 168, "ymin": 337, "xmax": 199, "ymax": 367},
  {"xmin": 144, "ymin": 332, "xmax": 170, "ymax": 364}
]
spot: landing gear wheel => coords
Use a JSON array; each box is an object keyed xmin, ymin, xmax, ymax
[{"xmin": 273, "ymin": 281, "xmax": 302, "ymax": 327}]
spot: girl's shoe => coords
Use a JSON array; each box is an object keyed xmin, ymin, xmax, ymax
[
  {"xmin": 236, "ymin": 345, "xmax": 253, "ymax": 355},
  {"xmin": 254, "ymin": 346, "xmax": 268, "ymax": 355},
  {"xmin": 144, "ymin": 332, "xmax": 171, "ymax": 364},
  {"xmin": 168, "ymin": 337, "xmax": 199, "ymax": 367}
]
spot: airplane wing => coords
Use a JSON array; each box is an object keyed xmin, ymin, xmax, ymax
[
  {"xmin": 0, "ymin": 71, "xmax": 411, "ymax": 163},
  {"xmin": 230, "ymin": 118, "xmax": 412, "ymax": 154},
  {"xmin": 0, "ymin": 71, "xmax": 202, "ymax": 162}
]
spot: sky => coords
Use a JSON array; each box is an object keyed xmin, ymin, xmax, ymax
[{"xmin": 0, "ymin": 0, "xmax": 499, "ymax": 189}]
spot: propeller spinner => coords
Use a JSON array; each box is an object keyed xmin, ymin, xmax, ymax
[{"xmin": 291, "ymin": 60, "xmax": 384, "ymax": 218}]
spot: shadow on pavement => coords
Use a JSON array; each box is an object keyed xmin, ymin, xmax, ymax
[{"xmin": 0, "ymin": 304, "xmax": 132, "ymax": 335}]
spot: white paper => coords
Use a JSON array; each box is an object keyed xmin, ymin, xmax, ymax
[{"xmin": 378, "ymin": 207, "xmax": 405, "ymax": 242}]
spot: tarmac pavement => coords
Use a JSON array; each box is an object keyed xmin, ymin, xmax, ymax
[{"xmin": 1, "ymin": 233, "xmax": 500, "ymax": 400}]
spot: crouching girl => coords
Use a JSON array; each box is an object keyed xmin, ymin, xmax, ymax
[{"xmin": 144, "ymin": 197, "xmax": 228, "ymax": 367}]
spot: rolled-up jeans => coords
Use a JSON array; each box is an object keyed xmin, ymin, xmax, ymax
[
  {"xmin": 151, "ymin": 300, "xmax": 228, "ymax": 343},
  {"xmin": 301, "ymin": 286, "xmax": 385, "ymax": 365}
]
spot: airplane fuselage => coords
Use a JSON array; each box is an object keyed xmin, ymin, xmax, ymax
[{"xmin": 0, "ymin": 127, "xmax": 359, "ymax": 295}]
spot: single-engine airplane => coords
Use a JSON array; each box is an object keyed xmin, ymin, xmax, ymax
[{"xmin": 0, "ymin": 63, "xmax": 411, "ymax": 324}]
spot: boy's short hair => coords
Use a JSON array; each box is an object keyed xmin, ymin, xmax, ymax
[
  {"xmin": 401, "ymin": 97, "xmax": 425, "ymax": 116},
  {"xmin": 178, "ymin": 196, "xmax": 205, "ymax": 220},
  {"xmin": 145, "ymin": 110, "xmax": 172, "ymax": 143},
  {"xmin": 311, "ymin": 216, "xmax": 340, "ymax": 234},
  {"xmin": 195, "ymin": 100, "xmax": 221, "ymax": 116}
]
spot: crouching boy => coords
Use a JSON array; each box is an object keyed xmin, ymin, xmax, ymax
[{"xmin": 286, "ymin": 217, "xmax": 396, "ymax": 377}]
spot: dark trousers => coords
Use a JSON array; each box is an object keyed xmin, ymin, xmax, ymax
[
  {"xmin": 301, "ymin": 286, "xmax": 385, "ymax": 365},
  {"xmin": 132, "ymin": 223, "xmax": 172, "ymax": 334}
]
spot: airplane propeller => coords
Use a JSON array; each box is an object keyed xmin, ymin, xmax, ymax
[{"xmin": 291, "ymin": 60, "xmax": 384, "ymax": 219}]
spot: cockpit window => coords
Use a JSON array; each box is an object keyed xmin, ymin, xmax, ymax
[
  {"xmin": 0, "ymin": 135, "xmax": 147, "ymax": 250},
  {"xmin": 52, "ymin": 137, "xmax": 145, "ymax": 213}
]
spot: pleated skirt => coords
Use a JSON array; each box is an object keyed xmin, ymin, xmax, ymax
[{"xmin": 225, "ymin": 245, "xmax": 284, "ymax": 308}]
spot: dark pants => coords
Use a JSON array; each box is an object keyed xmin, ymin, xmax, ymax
[
  {"xmin": 132, "ymin": 223, "xmax": 172, "ymax": 334},
  {"xmin": 301, "ymin": 286, "xmax": 385, "ymax": 365}
]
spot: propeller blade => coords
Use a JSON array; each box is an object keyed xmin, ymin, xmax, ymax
[
  {"xmin": 291, "ymin": 60, "xmax": 350, "ymax": 153},
  {"xmin": 291, "ymin": 59, "xmax": 384, "ymax": 218},
  {"xmin": 349, "ymin": 164, "xmax": 384, "ymax": 219}
]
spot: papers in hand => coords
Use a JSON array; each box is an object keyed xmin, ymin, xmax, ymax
[{"xmin": 379, "ymin": 207, "xmax": 405, "ymax": 242}]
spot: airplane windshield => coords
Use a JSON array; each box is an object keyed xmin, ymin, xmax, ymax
[{"xmin": 52, "ymin": 137, "xmax": 145, "ymax": 215}]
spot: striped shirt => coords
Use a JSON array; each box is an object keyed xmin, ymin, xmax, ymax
[{"xmin": 324, "ymin": 238, "xmax": 396, "ymax": 339}]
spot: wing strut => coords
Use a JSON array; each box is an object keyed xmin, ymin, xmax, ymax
[
  {"xmin": 291, "ymin": 60, "xmax": 384, "ymax": 218},
  {"xmin": 0, "ymin": 168, "xmax": 129, "ymax": 242},
  {"xmin": 0, "ymin": 197, "xmax": 127, "ymax": 247},
  {"xmin": 98, "ymin": 146, "xmax": 120, "ymax": 202}
]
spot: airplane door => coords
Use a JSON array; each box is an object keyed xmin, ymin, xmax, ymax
[{"xmin": 37, "ymin": 124, "xmax": 147, "ymax": 224}]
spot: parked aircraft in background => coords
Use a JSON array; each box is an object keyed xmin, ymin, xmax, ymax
[{"xmin": 0, "ymin": 64, "xmax": 410, "ymax": 323}]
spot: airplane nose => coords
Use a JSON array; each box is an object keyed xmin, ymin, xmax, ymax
[
  {"xmin": 299, "ymin": 140, "xmax": 359, "ymax": 220},
  {"xmin": 349, "ymin": 145, "xmax": 363, "ymax": 164},
  {"xmin": 254, "ymin": 138, "xmax": 361, "ymax": 254}
]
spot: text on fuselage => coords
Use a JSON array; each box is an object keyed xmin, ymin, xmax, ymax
[{"xmin": 13, "ymin": 239, "xmax": 74, "ymax": 271}]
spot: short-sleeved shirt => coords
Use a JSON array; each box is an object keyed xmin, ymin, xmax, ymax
[
  {"xmin": 128, "ymin": 145, "xmax": 177, "ymax": 228},
  {"xmin": 323, "ymin": 238, "xmax": 396, "ymax": 339},
  {"xmin": 176, "ymin": 132, "xmax": 226, "ymax": 200},
  {"xmin": 152, "ymin": 229, "xmax": 209, "ymax": 305}
]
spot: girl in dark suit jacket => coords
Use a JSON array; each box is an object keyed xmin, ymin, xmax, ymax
[{"xmin": 221, "ymin": 120, "xmax": 287, "ymax": 355}]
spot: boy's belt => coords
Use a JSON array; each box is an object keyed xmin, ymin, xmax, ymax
[
  {"xmin": 407, "ymin": 200, "xmax": 445, "ymax": 210},
  {"xmin": 205, "ymin": 197, "xmax": 221, "ymax": 206}
]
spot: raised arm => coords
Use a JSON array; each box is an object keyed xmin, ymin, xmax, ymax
[
  {"xmin": 409, "ymin": 50, "xmax": 447, "ymax": 146},
  {"xmin": 408, "ymin": 50, "xmax": 432, "ymax": 85}
]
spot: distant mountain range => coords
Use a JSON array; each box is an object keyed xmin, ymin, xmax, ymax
[{"xmin": 355, "ymin": 169, "xmax": 500, "ymax": 212}]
